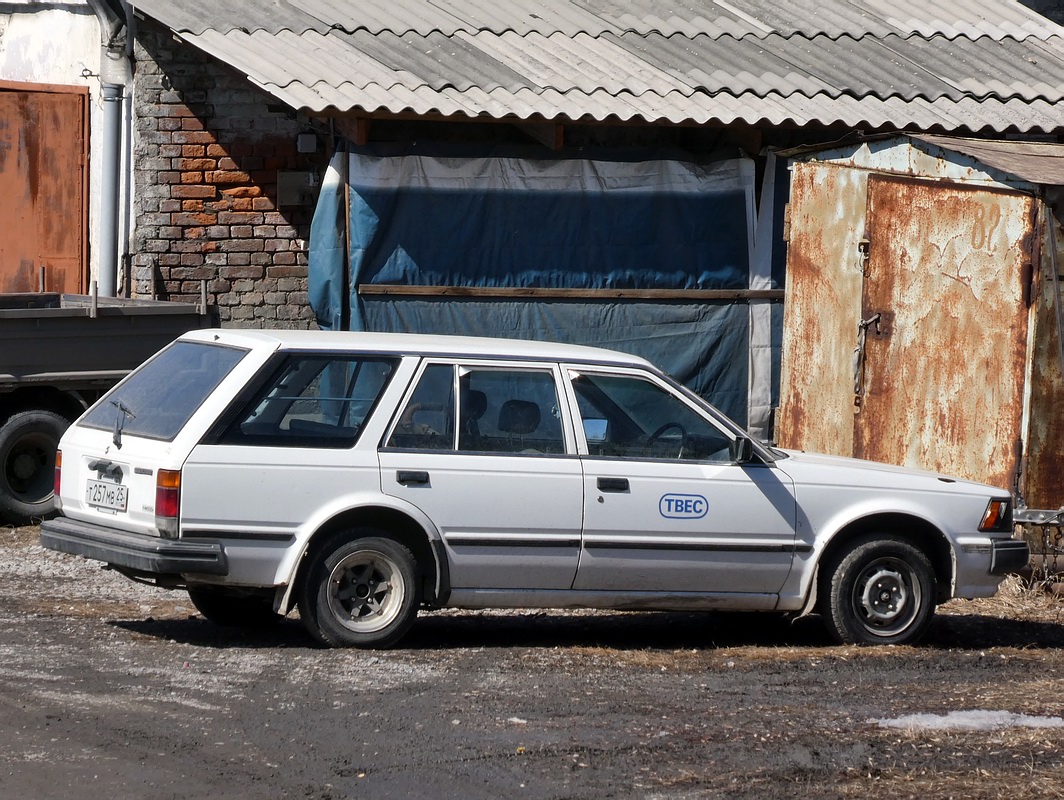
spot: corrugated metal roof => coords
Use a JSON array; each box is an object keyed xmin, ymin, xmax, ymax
[{"xmin": 131, "ymin": 0, "xmax": 1064, "ymax": 134}]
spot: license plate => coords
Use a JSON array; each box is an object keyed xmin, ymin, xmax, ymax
[{"xmin": 86, "ymin": 479, "xmax": 128, "ymax": 512}]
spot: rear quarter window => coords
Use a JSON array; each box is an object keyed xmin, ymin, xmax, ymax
[
  {"xmin": 216, "ymin": 354, "xmax": 397, "ymax": 448},
  {"xmin": 80, "ymin": 341, "xmax": 247, "ymax": 442}
]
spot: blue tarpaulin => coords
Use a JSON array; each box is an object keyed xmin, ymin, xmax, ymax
[{"xmin": 309, "ymin": 143, "xmax": 776, "ymax": 427}]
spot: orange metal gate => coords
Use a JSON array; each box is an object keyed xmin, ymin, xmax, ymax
[{"xmin": 0, "ymin": 83, "xmax": 88, "ymax": 293}]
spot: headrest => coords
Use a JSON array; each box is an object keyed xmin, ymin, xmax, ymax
[
  {"xmin": 462, "ymin": 389, "xmax": 487, "ymax": 421},
  {"xmin": 498, "ymin": 399, "xmax": 540, "ymax": 435}
]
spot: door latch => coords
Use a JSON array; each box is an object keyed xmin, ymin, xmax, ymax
[{"xmin": 853, "ymin": 312, "xmax": 882, "ymax": 405}]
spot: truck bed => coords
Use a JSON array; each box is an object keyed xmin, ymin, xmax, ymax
[{"xmin": 0, "ymin": 293, "xmax": 215, "ymax": 387}]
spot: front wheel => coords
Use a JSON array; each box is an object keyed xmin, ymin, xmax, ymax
[
  {"xmin": 298, "ymin": 533, "xmax": 420, "ymax": 648},
  {"xmin": 822, "ymin": 536, "xmax": 936, "ymax": 645}
]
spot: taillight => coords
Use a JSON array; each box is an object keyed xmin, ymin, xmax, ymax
[
  {"xmin": 979, "ymin": 498, "xmax": 1013, "ymax": 532},
  {"xmin": 155, "ymin": 469, "xmax": 181, "ymax": 538},
  {"xmin": 53, "ymin": 450, "xmax": 62, "ymax": 511}
]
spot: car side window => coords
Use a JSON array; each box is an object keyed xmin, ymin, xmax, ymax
[
  {"xmin": 386, "ymin": 363, "xmax": 456, "ymax": 450},
  {"xmin": 572, "ymin": 372, "xmax": 732, "ymax": 462},
  {"xmin": 458, "ymin": 368, "xmax": 565, "ymax": 454},
  {"xmin": 220, "ymin": 355, "xmax": 395, "ymax": 448},
  {"xmin": 386, "ymin": 365, "xmax": 566, "ymax": 454}
]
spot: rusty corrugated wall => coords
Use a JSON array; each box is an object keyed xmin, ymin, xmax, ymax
[{"xmin": 1023, "ymin": 208, "xmax": 1064, "ymax": 509}]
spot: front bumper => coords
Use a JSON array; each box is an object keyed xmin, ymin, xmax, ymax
[
  {"xmin": 41, "ymin": 517, "xmax": 229, "ymax": 576},
  {"xmin": 989, "ymin": 538, "xmax": 1030, "ymax": 576}
]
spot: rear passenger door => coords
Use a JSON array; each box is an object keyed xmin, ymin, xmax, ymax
[{"xmin": 379, "ymin": 360, "xmax": 583, "ymax": 592}]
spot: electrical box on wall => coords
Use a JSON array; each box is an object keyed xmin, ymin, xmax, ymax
[{"xmin": 277, "ymin": 171, "xmax": 321, "ymax": 206}]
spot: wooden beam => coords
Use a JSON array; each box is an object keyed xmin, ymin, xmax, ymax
[{"xmin": 357, "ymin": 285, "xmax": 784, "ymax": 301}]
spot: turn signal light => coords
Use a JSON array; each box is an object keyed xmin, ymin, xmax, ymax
[
  {"xmin": 155, "ymin": 469, "xmax": 181, "ymax": 538},
  {"xmin": 979, "ymin": 498, "xmax": 1013, "ymax": 532}
]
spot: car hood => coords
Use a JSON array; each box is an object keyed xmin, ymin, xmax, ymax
[{"xmin": 772, "ymin": 448, "xmax": 1010, "ymax": 497}]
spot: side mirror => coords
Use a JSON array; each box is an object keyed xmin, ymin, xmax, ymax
[
  {"xmin": 583, "ymin": 418, "xmax": 609, "ymax": 443},
  {"xmin": 731, "ymin": 436, "xmax": 755, "ymax": 464}
]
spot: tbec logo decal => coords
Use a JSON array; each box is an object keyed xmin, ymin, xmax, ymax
[{"xmin": 659, "ymin": 494, "xmax": 708, "ymax": 519}]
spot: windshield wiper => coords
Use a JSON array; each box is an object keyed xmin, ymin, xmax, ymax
[{"xmin": 110, "ymin": 400, "xmax": 136, "ymax": 448}]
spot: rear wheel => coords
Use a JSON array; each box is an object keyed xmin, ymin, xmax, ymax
[
  {"xmin": 298, "ymin": 532, "xmax": 420, "ymax": 649},
  {"xmin": 0, "ymin": 410, "xmax": 69, "ymax": 524},
  {"xmin": 187, "ymin": 586, "xmax": 279, "ymax": 628},
  {"xmin": 822, "ymin": 535, "xmax": 936, "ymax": 645}
]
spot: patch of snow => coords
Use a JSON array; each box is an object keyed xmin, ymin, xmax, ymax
[{"xmin": 875, "ymin": 710, "xmax": 1064, "ymax": 731}]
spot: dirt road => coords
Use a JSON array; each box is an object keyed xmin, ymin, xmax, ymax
[{"xmin": 3, "ymin": 525, "xmax": 1064, "ymax": 799}]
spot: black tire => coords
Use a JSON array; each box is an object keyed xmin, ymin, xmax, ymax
[
  {"xmin": 298, "ymin": 532, "xmax": 420, "ymax": 649},
  {"xmin": 0, "ymin": 409, "xmax": 69, "ymax": 525},
  {"xmin": 187, "ymin": 586, "xmax": 280, "ymax": 628},
  {"xmin": 822, "ymin": 535, "xmax": 936, "ymax": 645}
]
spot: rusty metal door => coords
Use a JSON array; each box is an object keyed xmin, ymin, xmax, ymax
[
  {"xmin": 854, "ymin": 176, "xmax": 1035, "ymax": 489},
  {"xmin": 0, "ymin": 85, "xmax": 88, "ymax": 293}
]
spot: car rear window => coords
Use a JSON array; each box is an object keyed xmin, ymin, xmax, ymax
[{"xmin": 80, "ymin": 341, "xmax": 247, "ymax": 442}]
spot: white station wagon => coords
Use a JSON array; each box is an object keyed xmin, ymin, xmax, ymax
[{"xmin": 41, "ymin": 329, "xmax": 1028, "ymax": 648}]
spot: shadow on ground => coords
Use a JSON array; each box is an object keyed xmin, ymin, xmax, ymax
[{"xmin": 110, "ymin": 608, "xmax": 1064, "ymax": 652}]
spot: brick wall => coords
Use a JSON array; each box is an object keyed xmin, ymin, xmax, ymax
[{"xmin": 131, "ymin": 22, "xmax": 322, "ymax": 328}]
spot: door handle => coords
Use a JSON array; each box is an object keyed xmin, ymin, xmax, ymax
[
  {"xmin": 396, "ymin": 470, "xmax": 430, "ymax": 485},
  {"xmin": 597, "ymin": 477, "xmax": 629, "ymax": 492}
]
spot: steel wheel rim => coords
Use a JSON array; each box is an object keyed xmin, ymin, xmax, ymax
[
  {"xmin": 326, "ymin": 549, "xmax": 405, "ymax": 634},
  {"xmin": 850, "ymin": 556, "xmax": 920, "ymax": 637},
  {"xmin": 3, "ymin": 431, "xmax": 54, "ymax": 497}
]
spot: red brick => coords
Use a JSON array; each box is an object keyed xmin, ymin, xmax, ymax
[
  {"xmin": 253, "ymin": 197, "xmax": 277, "ymax": 211},
  {"xmin": 207, "ymin": 170, "xmax": 251, "ymax": 184},
  {"xmin": 181, "ymin": 200, "xmax": 205, "ymax": 212},
  {"xmin": 267, "ymin": 265, "xmax": 307, "ymax": 278},
  {"xmin": 176, "ymin": 158, "xmax": 217, "ymax": 171},
  {"xmin": 220, "ymin": 265, "xmax": 265, "ymax": 280},
  {"xmin": 218, "ymin": 211, "xmax": 262, "ymax": 225},
  {"xmin": 220, "ymin": 239, "xmax": 265, "ymax": 253},
  {"xmin": 220, "ymin": 185, "xmax": 263, "ymax": 198},
  {"xmin": 171, "ymin": 185, "xmax": 217, "ymax": 199},
  {"xmin": 172, "ymin": 131, "xmax": 216, "ymax": 145},
  {"xmin": 181, "ymin": 117, "xmax": 207, "ymax": 131},
  {"xmin": 180, "ymin": 171, "xmax": 204, "ymax": 184},
  {"xmin": 172, "ymin": 212, "xmax": 217, "ymax": 226},
  {"xmin": 206, "ymin": 144, "xmax": 228, "ymax": 157},
  {"xmin": 181, "ymin": 145, "xmax": 206, "ymax": 158}
]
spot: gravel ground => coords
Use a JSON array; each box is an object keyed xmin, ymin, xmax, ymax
[{"xmin": 3, "ymin": 524, "xmax": 1064, "ymax": 799}]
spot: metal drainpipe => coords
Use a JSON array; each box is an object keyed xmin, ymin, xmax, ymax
[
  {"xmin": 88, "ymin": 0, "xmax": 129, "ymax": 297},
  {"xmin": 98, "ymin": 79, "xmax": 122, "ymax": 297}
]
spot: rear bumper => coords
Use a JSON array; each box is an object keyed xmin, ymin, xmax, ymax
[
  {"xmin": 990, "ymin": 539, "xmax": 1030, "ymax": 576},
  {"xmin": 40, "ymin": 517, "xmax": 228, "ymax": 576}
]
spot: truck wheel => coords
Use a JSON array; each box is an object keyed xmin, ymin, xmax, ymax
[
  {"xmin": 0, "ymin": 410, "xmax": 69, "ymax": 525},
  {"xmin": 187, "ymin": 586, "xmax": 280, "ymax": 628},
  {"xmin": 822, "ymin": 535, "xmax": 936, "ymax": 645},
  {"xmin": 298, "ymin": 532, "xmax": 420, "ymax": 649}
]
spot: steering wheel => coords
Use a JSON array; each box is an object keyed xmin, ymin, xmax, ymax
[{"xmin": 642, "ymin": 421, "xmax": 688, "ymax": 458}]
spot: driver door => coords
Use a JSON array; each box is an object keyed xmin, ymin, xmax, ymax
[{"xmin": 567, "ymin": 367, "xmax": 798, "ymax": 599}]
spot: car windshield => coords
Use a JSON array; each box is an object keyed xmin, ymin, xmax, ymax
[{"xmin": 80, "ymin": 341, "xmax": 247, "ymax": 442}]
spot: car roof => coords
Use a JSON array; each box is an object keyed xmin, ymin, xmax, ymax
[{"xmin": 180, "ymin": 328, "xmax": 656, "ymax": 368}]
